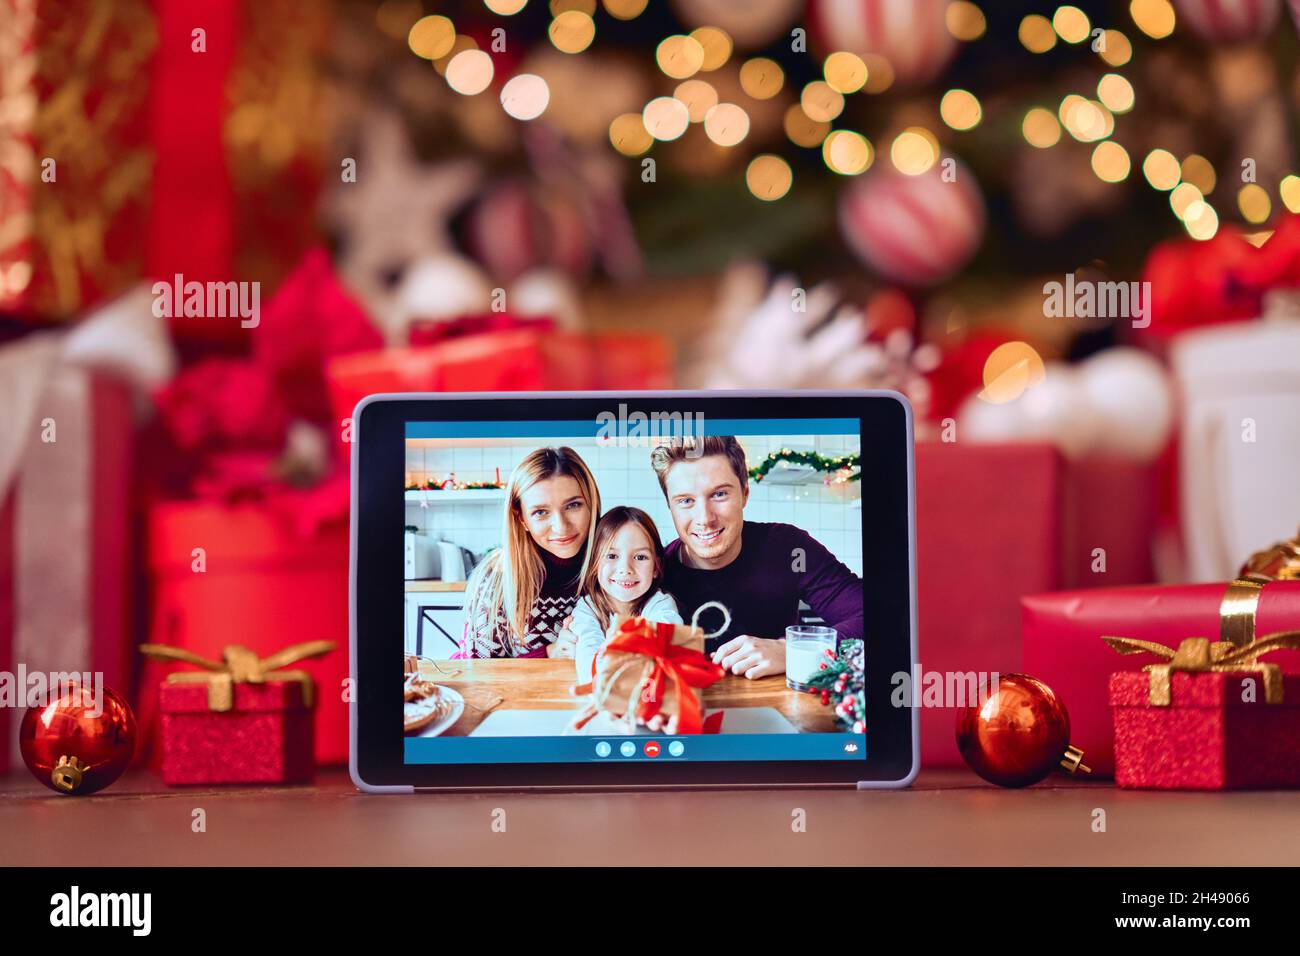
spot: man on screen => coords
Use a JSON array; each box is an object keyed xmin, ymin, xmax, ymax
[{"xmin": 650, "ymin": 436, "xmax": 864, "ymax": 680}]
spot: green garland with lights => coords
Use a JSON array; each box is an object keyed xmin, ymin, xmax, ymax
[
  {"xmin": 405, "ymin": 479, "xmax": 506, "ymax": 491},
  {"xmin": 748, "ymin": 449, "xmax": 861, "ymax": 484}
]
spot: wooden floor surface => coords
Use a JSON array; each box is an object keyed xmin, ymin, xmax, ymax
[{"xmin": 2, "ymin": 769, "xmax": 1297, "ymax": 866}]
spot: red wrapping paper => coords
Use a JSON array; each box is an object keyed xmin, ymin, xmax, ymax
[
  {"xmin": 915, "ymin": 442, "xmax": 1158, "ymax": 767},
  {"xmin": 147, "ymin": 0, "xmax": 328, "ymax": 342},
  {"xmin": 1109, "ymin": 670, "xmax": 1300, "ymax": 789},
  {"xmin": 139, "ymin": 501, "xmax": 349, "ymax": 766},
  {"xmin": 0, "ymin": 0, "xmax": 154, "ymax": 320},
  {"xmin": 1022, "ymin": 581, "xmax": 1300, "ymax": 777},
  {"xmin": 157, "ymin": 679, "xmax": 314, "ymax": 785}
]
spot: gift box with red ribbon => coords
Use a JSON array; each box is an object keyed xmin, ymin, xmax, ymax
[
  {"xmin": 572, "ymin": 615, "xmax": 725, "ymax": 735},
  {"xmin": 140, "ymin": 639, "xmax": 333, "ymax": 785},
  {"xmin": 139, "ymin": 501, "xmax": 350, "ymax": 767},
  {"xmin": 1023, "ymin": 534, "xmax": 1300, "ymax": 777},
  {"xmin": 1105, "ymin": 633, "xmax": 1300, "ymax": 789}
]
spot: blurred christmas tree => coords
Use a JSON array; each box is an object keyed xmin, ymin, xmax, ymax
[{"xmin": 333, "ymin": 0, "xmax": 1300, "ymax": 373}]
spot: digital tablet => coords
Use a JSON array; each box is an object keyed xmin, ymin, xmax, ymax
[{"xmin": 350, "ymin": 390, "xmax": 917, "ymax": 791}]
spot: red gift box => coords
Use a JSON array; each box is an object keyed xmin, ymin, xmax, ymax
[
  {"xmin": 325, "ymin": 328, "xmax": 675, "ymax": 423},
  {"xmin": 915, "ymin": 442, "xmax": 1158, "ymax": 767},
  {"xmin": 157, "ymin": 678, "xmax": 314, "ymax": 785},
  {"xmin": 140, "ymin": 501, "xmax": 349, "ymax": 766},
  {"xmin": 1109, "ymin": 669, "xmax": 1300, "ymax": 789},
  {"xmin": 1023, "ymin": 581, "xmax": 1300, "ymax": 776},
  {"xmin": 147, "ymin": 0, "xmax": 329, "ymax": 342},
  {"xmin": 0, "ymin": 362, "xmax": 136, "ymax": 775}
]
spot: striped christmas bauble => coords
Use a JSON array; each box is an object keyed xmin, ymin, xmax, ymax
[
  {"xmin": 466, "ymin": 181, "xmax": 592, "ymax": 283},
  {"xmin": 838, "ymin": 160, "xmax": 984, "ymax": 286},
  {"xmin": 807, "ymin": 0, "xmax": 957, "ymax": 87},
  {"xmin": 1173, "ymin": 0, "xmax": 1281, "ymax": 42}
]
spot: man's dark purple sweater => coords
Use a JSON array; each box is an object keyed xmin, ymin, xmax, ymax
[{"xmin": 663, "ymin": 521, "xmax": 864, "ymax": 653}]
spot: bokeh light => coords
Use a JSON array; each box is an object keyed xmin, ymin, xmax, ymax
[
  {"xmin": 981, "ymin": 342, "xmax": 1047, "ymax": 404},
  {"xmin": 1097, "ymin": 74, "xmax": 1135, "ymax": 113},
  {"xmin": 801, "ymin": 81, "xmax": 845, "ymax": 122},
  {"xmin": 1143, "ymin": 149, "xmax": 1181, "ymax": 190},
  {"xmin": 1281, "ymin": 174, "xmax": 1300, "ymax": 213},
  {"xmin": 500, "ymin": 73, "xmax": 550, "ymax": 120},
  {"xmin": 1170, "ymin": 182, "xmax": 1203, "ymax": 218},
  {"xmin": 1023, "ymin": 107, "xmax": 1062, "ymax": 148},
  {"xmin": 445, "ymin": 49, "xmax": 494, "ymax": 94},
  {"xmin": 823, "ymin": 129, "xmax": 873, "ymax": 175},
  {"xmin": 691, "ymin": 27, "xmax": 732, "ymax": 71},
  {"xmin": 485, "ymin": 0, "xmax": 529, "ymax": 14},
  {"xmin": 1091, "ymin": 141, "xmax": 1131, "ymax": 182},
  {"xmin": 549, "ymin": 10, "xmax": 595, "ymax": 53},
  {"xmin": 1059, "ymin": 95, "xmax": 1112, "ymax": 142},
  {"xmin": 703, "ymin": 103, "xmax": 749, "ymax": 146},
  {"xmin": 891, "ymin": 127, "xmax": 939, "ymax": 175},
  {"xmin": 1130, "ymin": 0, "xmax": 1176, "ymax": 40},
  {"xmin": 609, "ymin": 112, "xmax": 653, "ymax": 155},
  {"xmin": 408, "ymin": 15, "xmax": 456, "ymax": 60},
  {"xmin": 1098, "ymin": 29, "xmax": 1133, "ymax": 66},
  {"xmin": 746, "ymin": 154, "xmax": 793, "ymax": 201},
  {"xmin": 1053, "ymin": 5, "xmax": 1090, "ymax": 43},
  {"xmin": 946, "ymin": 1, "xmax": 987, "ymax": 41},
  {"xmin": 1180, "ymin": 154, "xmax": 1216, "ymax": 194},
  {"xmin": 1184, "ymin": 202, "xmax": 1219, "ymax": 240},
  {"xmin": 602, "ymin": 0, "xmax": 647, "ymax": 19},
  {"xmin": 739, "ymin": 58, "xmax": 784, "ymax": 99},
  {"xmin": 642, "ymin": 96, "xmax": 691, "ymax": 141},
  {"xmin": 674, "ymin": 79, "xmax": 718, "ymax": 122},
  {"xmin": 823, "ymin": 51, "xmax": 869, "ymax": 94},
  {"xmin": 784, "ymin": 105, "xmax": 830, "ymax": 147},
  {"xmin": 1020, "ymin": 14, "xmax": 1057, "ymax": 53},
  {"xmin": 1238, "ymin": 183, "xmax": 1271, "ymax": 224},
  {"xmin": 940, "ymin": 89, "xmax": 982, "ymax": 130},
  {"xmin": 657, "ymin": 35, "xmax": 705, "ymax": 79}
]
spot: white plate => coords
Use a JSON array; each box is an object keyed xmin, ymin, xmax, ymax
[{"xmin": 406, "ymin": 685, "xmax": 465, "ymax": 737}]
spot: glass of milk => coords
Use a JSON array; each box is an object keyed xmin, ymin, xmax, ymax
[{"xmin": 785, "ymin": 625, "xmax": 838, "ymax": 691}]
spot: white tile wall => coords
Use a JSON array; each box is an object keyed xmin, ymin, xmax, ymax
[{"xmin": 405, "ymin": 434, "xmax": 863, "ymax": 573}]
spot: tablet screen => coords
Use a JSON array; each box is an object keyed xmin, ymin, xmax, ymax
[{"xmin": 400, "ymin": 410, "xmax": 867, "ymax": 765}]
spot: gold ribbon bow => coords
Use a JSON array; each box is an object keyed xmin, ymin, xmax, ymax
[
  {"xmin": 1219, "ymin": 526, "xmax": 1300, "ymax": 648},
  {"xmin": 139, "ymin": 640, "xmax": 336, "ymax": 712},
  {"xmin": 1101, "ymin": 632, "xmax": 1300, "ymax": 706}
]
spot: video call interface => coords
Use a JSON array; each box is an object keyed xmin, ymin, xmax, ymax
[{"xmin": 401, "ymin": 415, "xmax": 866, "ymax": 764}]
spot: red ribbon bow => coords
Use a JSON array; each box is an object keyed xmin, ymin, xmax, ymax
[{"xmin": 603, "ymin": 618, "xmax": 725, "ymax": 734}]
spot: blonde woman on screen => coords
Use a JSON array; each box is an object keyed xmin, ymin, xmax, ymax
[{"xmin": 456, "ymin": 446, "xmax": 601, "ymax": 659}]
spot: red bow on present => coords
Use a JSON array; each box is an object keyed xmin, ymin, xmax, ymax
[{"xmin": 602, "ymin": 618, "xmax": 725, "ymax": 734}]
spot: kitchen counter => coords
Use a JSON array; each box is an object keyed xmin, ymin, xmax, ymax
[{"xmin": 405, "ymin": 580, "xmax": 469, "ymax": 592}]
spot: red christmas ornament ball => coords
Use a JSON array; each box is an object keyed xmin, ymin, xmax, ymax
[
  {"xmin": 19, "ymin": 683, "xmax": 136, "ymax": 795},
  {"xmin": 838, "ymin": 161, "xmax": 985, "ymax": 287},
  {"xmin": 955, "ymin": 673, "xmax": 1072, "ymax": 788},
  {"xmin": 807, "ymin": 0, "xmax": 957, "ymax": 88},
  {"xmin": 1174, "ymin": 0, "xmax": 1280, "ymax": 43}
]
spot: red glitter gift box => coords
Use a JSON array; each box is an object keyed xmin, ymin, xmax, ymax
[
  {"xmin": 157, "ymin": 679, "xmax": 315, "ymax": 786},
  {"xmin": 141, "ymin": 640, "xmax": 334, "ymax": 785},
  {"xmin": 1107, "ymin": 636, "xmax": 1300, "ymax": 790}
]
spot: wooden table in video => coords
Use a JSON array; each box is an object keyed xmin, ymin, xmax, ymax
[{"xmin": 416, "ymin": 659, "xmax": 839, "ymax": 735}]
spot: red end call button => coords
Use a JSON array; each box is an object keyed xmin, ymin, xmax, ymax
[{"xmin": 644, "ymin": 741, "xmax": 661, "ymax": 757}]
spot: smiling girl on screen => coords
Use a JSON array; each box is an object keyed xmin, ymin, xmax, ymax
[
  {"xmin": 572, "ymin": 507, "xmax": 683, "ymax": 682},
  {"xmin": 457, "ymin": 446, "xmax": 601, "ymax": 659}
]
